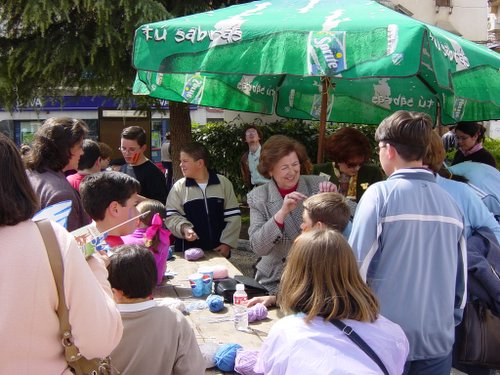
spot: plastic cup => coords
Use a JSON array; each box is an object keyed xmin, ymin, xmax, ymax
[
  {"xmin": 188, "ymin": 273, "xmax": 204, "ymax": 297},
  {"xmin": 198, "ymin": 267, "xmax": 214, "ymax": 295}
]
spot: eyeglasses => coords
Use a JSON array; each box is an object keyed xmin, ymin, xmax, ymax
[{"xmin": 119, "ymin": 147, "xmax": 140, "ymax": 154}]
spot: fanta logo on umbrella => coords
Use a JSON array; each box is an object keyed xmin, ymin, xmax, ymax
[{"xmin": 175, "ymin": 26, "xmax": 242, "ymax": 44}]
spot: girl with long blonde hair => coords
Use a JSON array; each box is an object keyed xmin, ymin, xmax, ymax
[{"xmin": 255, "ymin": 229, "xmax": 409, "ymax": 375}]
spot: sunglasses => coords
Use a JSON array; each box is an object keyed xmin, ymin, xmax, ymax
[{"xmin": 345, "ymin": 161, "xmax": 364, "ymax": 169}]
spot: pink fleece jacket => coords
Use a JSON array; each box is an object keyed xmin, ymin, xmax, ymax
[{"xmin": 0, "ymin": 220, "xmax": 123, "ymax": 375}]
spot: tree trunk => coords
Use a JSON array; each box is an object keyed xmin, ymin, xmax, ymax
[{"xmin": 169, "ymin": 101, "xmax": 192, "ymax": 182}]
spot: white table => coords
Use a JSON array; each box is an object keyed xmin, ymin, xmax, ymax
[{"xmin": 153, "ymin": 252, "xmax": 282, "ymax": 374}]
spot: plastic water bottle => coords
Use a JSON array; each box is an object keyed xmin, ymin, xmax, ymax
[{"xmin": 233, "ymin": 284, "xmax": 249, "ymax": 331}]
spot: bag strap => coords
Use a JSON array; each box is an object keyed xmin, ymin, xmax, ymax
[
  {"xmin": 35, "ymin": 220, "xmax": 82, "ymax": 363},
  {"xmin": 330, "ymin": 319, "xmax": 389, "ymax": 375}
]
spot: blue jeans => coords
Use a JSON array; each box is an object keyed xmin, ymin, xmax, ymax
[{"xmin": 403, "ymin": 352, "xmax": 452, "ymax": 375}]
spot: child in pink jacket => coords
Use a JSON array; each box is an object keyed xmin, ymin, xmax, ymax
[{"xmin": 122, "ymin": 199, "xmax": 170, "ymax": 285}]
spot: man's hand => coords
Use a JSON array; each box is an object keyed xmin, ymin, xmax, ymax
[
  {"xmin": 181, "ymin": 224, "xmax": 198, "ymax": 242},
  {"xmin": 213, "ymin": 243, "xmax": 231, "ymax": 258}
]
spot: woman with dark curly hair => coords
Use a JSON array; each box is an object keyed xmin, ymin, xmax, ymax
[
  {"xmin": 25, "ymin": 117, "xmax": 91, "ymax": 231},
  {"xmin": 313, "ymin": 127, "xmax": 383, "ymax": 203},
  {"xmin": 451, "ymin": 121, "xmax": 496, "ymax": 168}
]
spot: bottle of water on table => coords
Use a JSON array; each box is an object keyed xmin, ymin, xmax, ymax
[{"xmin": 233, "ymin": 283, "xmax": 248, "ymax": 331}]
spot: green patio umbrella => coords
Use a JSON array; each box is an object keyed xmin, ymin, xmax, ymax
[{"xmin": 132, "ymin": 0, "xmax": 500, "ymax": 162}]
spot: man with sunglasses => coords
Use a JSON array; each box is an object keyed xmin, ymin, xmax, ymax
[
  {"xmin": 349, "ymin": 111, "xmax": 467, "ymax": 375},
  {"xmin": 119, "ymin": 126, "xmax": 167, "ymax": 203}
]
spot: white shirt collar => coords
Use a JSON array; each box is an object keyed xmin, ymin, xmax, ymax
[{"xmin": 117, "ymin": 299, "xmax": 157, "ymax": 312}]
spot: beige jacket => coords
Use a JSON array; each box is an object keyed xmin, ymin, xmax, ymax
[{"xmin": 112, "ymin": 301, "xmax": 205, "ymax": 375}]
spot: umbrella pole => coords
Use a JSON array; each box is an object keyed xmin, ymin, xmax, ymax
[{"xmin": 317, "ymin": 76, "xmax": 330, "ymax": 164}]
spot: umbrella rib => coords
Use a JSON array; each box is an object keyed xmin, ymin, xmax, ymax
[{"xmin": 416, "ymin": 73, "xmax": 437, "ymax": 96}]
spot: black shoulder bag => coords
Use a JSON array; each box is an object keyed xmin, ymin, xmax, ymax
[{"xmin": 330, "ymin": 319, "xmax": 389, "ymax": 375}]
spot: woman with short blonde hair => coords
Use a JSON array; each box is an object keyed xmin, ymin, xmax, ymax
[{"xmin": 256, "ymin": 229, "xmax": 409, "ymax": 375}]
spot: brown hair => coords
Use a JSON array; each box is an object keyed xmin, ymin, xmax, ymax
[
  {"xmin": 325, "ymin": 127, "xmax": 371, "ymax": 163},
  {"xmin": 0, "ymin": 133, "xmax": 39, "ymax": 225},
  {"xmin": 180, "ymin": 142, "xmax": 210, "ymax": 168},
  {"xmin": 375, "ymin": 110, "xmax": 432, "ymax": 161},
  {"xmin": 80, "ymin": 171, "xmax": 141, "ymax": 221},
  {"xmin": 241, "ymin": 125, "xmax": 263, "ymax": 142},
  {"xmin": 278, "ymin": 229, "xmax": 379, "ymax": 322},
  {"xmin": 258, "ymin": 135, "xmax": 312, "ymax": 178},
  {"xmin": 121, "ymin": 126, "xmax": 147, "ymax": 146},
  {"xmin": 136, "ymin": 199, "xmax": 167, "ymax": 253},
  {"xmin": 278, "ymin": 229, "xmax": 379, "ymax": 323},
  {"xmin": 423, "ymin": 131, "xmax": 446, "ymax": 173},
  {"xmin": 98, "ymin": 142, "xmax": 113, "ymax": 160},
  {"xmin": 303, "ymin": 193, "xmax": 350, "ymax": 232},
  {"xmin": 25, "ymin": 117, "xmax": 88, "ymax": 173},
  {"xmin": 455, "ymin": 121, "xmax": 486, "ymax": 143},
  {"xmin": 108, "ymin": 245, "xmax": 157, "ymax": 298}
]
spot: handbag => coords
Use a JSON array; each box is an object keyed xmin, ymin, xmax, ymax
[
  {"xmin": 214, "ymin": 275, "xmax": 268, "ymax": 303},
  {"xmin": 36, "ymin": 220, "xmax": 113, "ymax": 375},
  {"xmin": 330, "ymin": 319, "xmax": 389, "ymax": 375},
  {"xmin": 456, "ymin": 300, "xmax": 500, "ymax": 369}
]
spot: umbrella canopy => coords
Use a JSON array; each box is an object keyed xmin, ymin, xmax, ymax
[{"xmin": 132, "ymin": 0, "xmax": 500, "ymax": 160}]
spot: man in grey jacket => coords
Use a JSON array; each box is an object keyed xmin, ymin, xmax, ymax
[{"xmin": 349, "ymin": 111, "xmax": 467, "ymax": 375}]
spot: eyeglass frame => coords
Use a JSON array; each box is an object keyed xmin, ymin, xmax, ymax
[
  {"xmin": 118, "ymin": 146, "xmax": 141, "ymax": 154},
  {"xmin": 454, "ymin": 135, "xmax": 471, "ymax": 142}
]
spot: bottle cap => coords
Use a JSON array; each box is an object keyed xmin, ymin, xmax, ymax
[{"xmin": 236, "ymin": 283, "xmax": 245, "ymax": 291}]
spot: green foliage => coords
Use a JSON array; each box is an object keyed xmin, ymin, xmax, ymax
[
  {"xmin": 192, "ymin": 120, "xmax": 378, "ymax": 199},
  {"xmin": 445, "ymin": 137, "xmax": 500, "ymax": 168},
  {"xmin": 0, "ymin": 0, "xmax": 174, "ymax": 110},
  {"xmin": 0, "ymin": 0, "xmax": 253, "ymax": 111},
  {"xmin": 484, "ymin": 137, "xmax": 500, "ymax": 168}
]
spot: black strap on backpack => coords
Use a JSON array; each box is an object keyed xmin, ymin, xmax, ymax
[{"xmin": 330, "ymin": 319, "xmax": 389, "ymax": 375}]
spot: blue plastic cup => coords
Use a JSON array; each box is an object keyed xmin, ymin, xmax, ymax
[
  {"xmin": 198, "ymin": 268, "xmax": 214, "ymax": 295},
  {"xmin": 188, "ymin": 273, "xmax": 204, "ymax": 297}
]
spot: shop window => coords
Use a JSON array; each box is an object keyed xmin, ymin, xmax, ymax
[{"xmin": 436, "ymin": 0, "xmax": 451, "ymax": 7}]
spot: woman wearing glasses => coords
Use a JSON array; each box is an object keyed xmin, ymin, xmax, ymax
[
  {"xmin": 313, "ymin": 127, "xmax": 383, "ymax": 204},
  {"xmin": 451, "ymin": 121, "xmax": 496, "ymax": 168}
]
